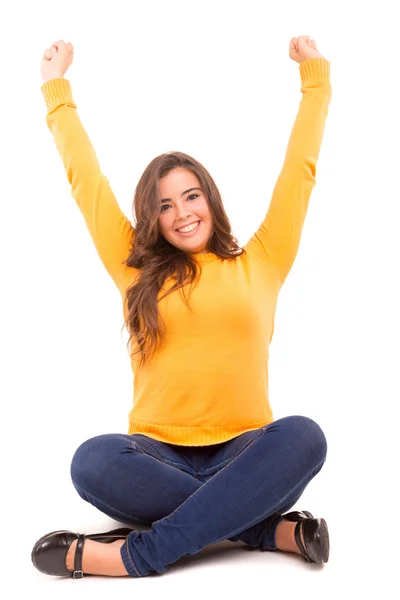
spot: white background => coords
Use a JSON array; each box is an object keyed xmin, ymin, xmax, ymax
[{"xmin": 1, "ymin": 0, "xmax": 398, "ymax": 596}]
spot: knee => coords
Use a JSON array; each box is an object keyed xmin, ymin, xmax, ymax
[
  {"xmin": 281, "ymin": 415, "xmax": 328, "ymax": 464},
  {"xmin": 70, "ymin": 433, "xmax": 126, "ymax": 489},
  {"xmin": 70, "ymin": 434, "xmax": 102, "ymax": 489}
]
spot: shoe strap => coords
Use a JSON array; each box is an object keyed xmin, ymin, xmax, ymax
[
  {"xmin": 72, "ymin": 534, "xmax": 85, "ymax": 578},
  {"xmin": 294, "ymin": 521, "xmax": 312, "ymax": 563}
]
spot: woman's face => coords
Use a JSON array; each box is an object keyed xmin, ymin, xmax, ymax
[{"xmin": 158, "ymin": 168, "xmax": 213, "ymax": 254}]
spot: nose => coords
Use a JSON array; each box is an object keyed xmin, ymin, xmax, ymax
[{"xmin": 175, "ymin": 203, "xmax": 192, "ymax": 221}]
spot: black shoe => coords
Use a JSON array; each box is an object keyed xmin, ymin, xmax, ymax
[
  {"xmin": 294, "ymin": 518, "xmax": 329, "ymax": 563},
  {"xmin": 280, "ymin": 511, "xmax": 329, "ymax": 563},
  {"xmin": 31, "ymin": 527, "xmax": 135, "ymax": 578},
  {"xmin": 281, "ymin": 510, "xmax": 314, "ymax": 520}
]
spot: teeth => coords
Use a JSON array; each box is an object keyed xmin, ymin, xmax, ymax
[{"xmin": 177, "ymin": 221, "xmax": 199, "ymax": 233}]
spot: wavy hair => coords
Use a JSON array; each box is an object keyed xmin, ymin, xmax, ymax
[{"xmin": 121, "ymin": 151, "xmax": 244, "ymax": 368}]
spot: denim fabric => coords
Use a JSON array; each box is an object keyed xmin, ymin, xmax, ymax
[{"xmin": 70, "ymin": 415, "xmax": 327, "ymax": 577}]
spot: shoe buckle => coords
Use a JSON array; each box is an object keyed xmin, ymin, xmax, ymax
[{"xmin": 72, "ymin": 570, "xmax": 84, "ymax": 578}]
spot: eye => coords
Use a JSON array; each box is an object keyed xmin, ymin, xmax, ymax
[{"xmin": 160, "ymin": 194, "xmax": 199, "ymax": 213}]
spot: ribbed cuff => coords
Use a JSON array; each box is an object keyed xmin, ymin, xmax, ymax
[
  {"xmin": 299, "ymin": 57, "xmax": 330, "ymax": 86},
  {"xmin": 40, "ymin": 77, "xmax": 76, "ymax": 113}
]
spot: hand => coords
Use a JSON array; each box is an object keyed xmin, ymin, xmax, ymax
[
  {"xmin": 41, "ymin": 40, "xmax": 74, "ymax": 84},
  {"xmin": 289, "ymin": 35, "xmax": 324, "ymax": 64}
]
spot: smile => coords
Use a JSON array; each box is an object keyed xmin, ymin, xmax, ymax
[{"xmin": 176, "ymin": 221, "xmax": 201, "ymax": 236}]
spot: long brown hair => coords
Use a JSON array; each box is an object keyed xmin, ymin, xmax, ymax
[{"xmin": 121, "ymin": 151, "xmax": 244, "ymax": 368}]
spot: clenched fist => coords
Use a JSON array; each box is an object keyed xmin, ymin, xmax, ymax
[
  {"xmin": 289, "ymin": 35, "xmax": 324, "ymax": 64},
  {"xmin": 41, "ymin": 40, "xmax": 74, "ymax": 84}
]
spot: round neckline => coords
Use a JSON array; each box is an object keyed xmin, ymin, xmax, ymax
[{"xmin": 188, "ymin": 252, "xmax": 220, "ymax": 263}]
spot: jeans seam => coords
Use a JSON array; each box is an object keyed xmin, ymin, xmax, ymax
[
  {"xmin": 133, "ymin": 441, "xmax": 232, "ymax": 477},
  {"xmin": 152, "ymin": 425, "xmax": 268, "ymax": 526},
  {"xmin": 132, "ymin": 441, "xmax": 176, "ymax": 469},
  {"xmin": 72, "ymin": 481, "xmax": 153, "ymax": 526}
]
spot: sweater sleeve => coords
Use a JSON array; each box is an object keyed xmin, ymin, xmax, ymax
[
  {"xmin": 243, "ymin": 57, "xmax": 332, "ymax": 285},
  {"xmin": 40, "ymin": 78, "xmax": 135, "ymax": 291}
]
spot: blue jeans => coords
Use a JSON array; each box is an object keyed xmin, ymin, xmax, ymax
[{"xmin": 70, "ymin": 415, "xmax": 327, "ymax": 577}]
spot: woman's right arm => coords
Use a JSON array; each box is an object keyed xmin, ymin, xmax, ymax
[{"xmin": 40, "ymin": 76, "xmax": 136, "ymax": 292}]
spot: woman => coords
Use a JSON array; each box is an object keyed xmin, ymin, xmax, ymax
[{"xmin": 32, "ymin": 35, "xmax": 332, "ymax": 579}]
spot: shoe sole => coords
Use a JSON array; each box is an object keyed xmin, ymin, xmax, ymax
[{"xmin": 304, "ymin": 518, "xmax": 330, "ymax": 563}]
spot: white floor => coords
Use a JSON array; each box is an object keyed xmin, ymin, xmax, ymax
[{"xmin": 11, "ymin": 457, "xmax": 394, "ymax": 600}]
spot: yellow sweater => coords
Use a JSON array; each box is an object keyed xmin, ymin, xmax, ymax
[{"xmin": 41, "ymin": 57, "xmax": 332, "ymax": 446}]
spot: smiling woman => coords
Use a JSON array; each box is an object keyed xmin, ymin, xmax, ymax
[
  {"xmin": 121, "ymin": 150, "xmax": 244, "ymax": 368},
  {"xmin": 35, "ymin": 41, "xmax": 332, "ymax": 580},
  {"xmin": 158, "ymin": 168, "xmax": 214, "ymax": 253}
]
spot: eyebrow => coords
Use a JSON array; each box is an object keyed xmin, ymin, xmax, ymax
[{"xmin": 160, "ymin": 187, "xmax": 202, "ymax": 204}]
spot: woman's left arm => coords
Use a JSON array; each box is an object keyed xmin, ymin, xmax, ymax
[{"xmin": 244, "ymin": 37, "xmax": 332, "ymax": 285}]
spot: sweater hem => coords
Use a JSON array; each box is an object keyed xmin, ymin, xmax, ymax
[{"xmin": 127, "ymin": 418, "xmax": 273, "ymax": 446}]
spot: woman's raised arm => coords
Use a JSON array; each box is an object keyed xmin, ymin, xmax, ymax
[
  {"xmin": 244, "ymin": 38, "xmax": 332, "ymax": 286},
  {"xmin": 40, "ymin": 41, "xmax": 136, "ymax": 293}
]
